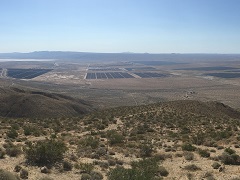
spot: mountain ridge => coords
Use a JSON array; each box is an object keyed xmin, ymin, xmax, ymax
[{"xmin": 0, "ymin": 87, "xmax": 93, "ymax": 118}]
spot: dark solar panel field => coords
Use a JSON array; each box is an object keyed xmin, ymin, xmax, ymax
[
  {"xmin": 86, "ymin": 72, "xmax": 134, "ymax": 79},
  {"xmin": 7, "ymin": 69, "xmax": 52, "ymax": 79},
  {"xmin": 134, "ymin": 72, "xmax": 167, "ymax": 78},
  {"xmin": 205, "ymin": 73, "xmax": 240, "ymax": 78},
  {"xmin": 125, "ymin": 67, "xmax": 156, "ymax": 71},
  {"xmin": 88, "ymin": 68, "xmax": 121, "ymax": 71}
]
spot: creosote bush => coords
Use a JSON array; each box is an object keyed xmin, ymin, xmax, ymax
[
  {"xmin": 107, "ymin": 130, "xmax": 125, "ymax": 145},
  {"xmin": 76, "ymin": 163, "xmax": 94, "ymax": 174},
  {"xmin": 4, "ymin": 143, "xmax": 22, "ymax": 157},
  {"xmin": 79, "ymin": 136, "xmax": 99, "ymax": 149},
  {"xmin": 63, "ymin": 161, "xmax": 73, "ymax": 171},
  {"xmin": 25, "ymin": 139, "xmax": 67, "ymax": 166},
  {"xmin": 182, "ymin": 143, "xmax": 196, "ymax": 151},
  {"xmin": 6, "ymin": 128, "xmax": 18, "ymax": 139},
  {"xmin": 219, "ymin": 147, "xmax": 240, "ymax": 165},
  {"xmin": 198, "ymin": 149, "xmax": 210, "ymax": 158},
  {"xmin": 184, "ymin": 164, "xmax": 201, "ymax": 171},
  {"xmin": 140, "ymin": 144, "xmax": 153, "ymax": 157}
]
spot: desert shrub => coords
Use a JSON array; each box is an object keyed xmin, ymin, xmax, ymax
[
  {"xmin": 81, "ymin": 173, "xmax": 92, "ymax": 180},
  {"xmin": 230, "ymin": 178, "xmax": 240, "ymax": 180},
  {"xmin": 210, "ymin": 130, "xmax": 232, "ymax": 141},
  {"xmin": 198, "ymin": 149, "xmax": 210, "ymax": 158},
  {"xmin": 140, "ymin": 144, "xmax": 153, "ymax": 157},
  {"xmin": 186, "ymin": 173, "xmax": 194, "ymax": 180},
  {"xmin": 182, "ymin": 143, "xmax": 196, "ymax": 151},
  {"xmin": 175, "ymin": 153, "xmax": 183, "ymax": 157},
  {"xmin": 14, "ymin": 165, "xmax": 22, "ymax": 173},
  {"xmin": 25, "ymin": 139, "xmax": 67, "ymax": 166},
  {"xmin": 224, "ymin": 147, "xmax": 236, "ymax": 155},
  {"xmin": 234, "ymin": 145, "xmax": 240, "ymax": 148},
  {"xmin": 78, "ymin": 163, "xmax": 94, "ymax": 174},
  {"xmin": 107, "ymin": 130, "xmax": 124, "ymax": 145},
  {"xmin": 90, "ymin": 171, "xmax": 103, "ymax": 180},
  {"xmin": 96, "ymin": 147, "xmax": 107, "ymax": 156},
  {"xmin": 217, "ymin": 146, "xmax": 224, "ymax": 150},
  {"xmin": 154, "ymin": 154, "xmax": 166, "ymax": 161},
  {"xmin": 4, "ymin": 143, "xmax": 22, "ymax": 157},
  {"xmin": 108, "ymin": 159, "xmax": 116, "ymax": 166},
  {"xmin": 20, "ymin": 169, "xmax": 28, "ymax": 179},
  {"xmin": 0, "ymin": 148, "xmax": 6, "ymax": 159},
  {"xmin": 98, "ymin": 161, "xmax": 109, "ymax": 169},
  {"xmin": 63, "ymin": 161, "xmax": 73, "ymax": 171},
  {"xmin": 0, "ymin": 169, "xmax": 19, "ymax": 180},
  {"xmin": 79, "ymin": 136, "xmax": 99, "ymax": 149},
  {"xmin": 23, "ymin": 125, "xmax": 41, "ymax": 136},
  {"xmin": 212, "ymin": 162, "xmax": 221, "ymax": 169},
  {"xmin": 158, "ymin": 166, "xmax": 169, "ymax": 177},
  {"xmin": 108, "ymin": 167, "xmax": 147, "ymax": 180},
  {"xmin": 191, "ymin": 133, "xmax": 205, "ymax": 145},
  {"xmin": 210, "ymin": 149, "xmax": 216, "ymax": 153},
  {"xmin": 201, "ymin": 172, "xmax": 215, "ymax": 180},
  {"xmin": 23, "ymin": 126, "xmax": 31, "ymax": 136},
  {"xmin": 131, "ymin": 158, "xmax": 159, "ymax": 174},
  {"xmin": 219, "ymin": 147, "xmax": 240, "ymax": 165},
  {"xmin": 184, "ymin": 152, "xmax": 194, "ymax": 161},
  {"xmin": 38, "ymin": 177, "xmax": 54, "ymax": 180},
  {"xmin": 220, "ymin": 152, "xmax": 240, "ymax": 165},
  {"xmin": 109, "ymin": 158, "xmax": 161, "ymax": 180},
  {"xmin": 183, "ymin": 164, "xmax": 201, "ymax": 171},
  {"xmin": 6, "ymin": 129, "xmax": 18, "ymax": 139},
  {"xmin": 180, "ymin": 126, "xmax": 191, "ymax": 134}
]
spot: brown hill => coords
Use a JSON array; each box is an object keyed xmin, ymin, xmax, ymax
[
  {"xmin": 0, "ymin": 87, "xmax": 93, "ymax": 118},
  {"xmin": 159, "ymin": 100, "xmax": 240, "ymax": 119}
]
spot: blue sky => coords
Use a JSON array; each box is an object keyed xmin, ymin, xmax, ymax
[{"xmin": 1, "ymin": 0, "xmax": 240, "ymax": 53}]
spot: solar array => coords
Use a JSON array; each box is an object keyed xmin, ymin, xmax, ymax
[
  {"xmin": 86, "ymin": 72, "xmax": 134, "ymax": 79},
  {"xmin": 88, "ymin": 67, "xmax": 121, "ymax": 71},
  {"xmin": 125, "ymin": 67, "xmax": 156, "ymax": 71},
  {"xmin": 7, "ymin": 69, "xmax": 52, "ymax": 79},
  {"xmin": 205, "ymin": 73, "xmax": 240, "ymax": 78},
  {"xmin": 134, "ymin": 72, "xmax": 167, "ymax": 78}
]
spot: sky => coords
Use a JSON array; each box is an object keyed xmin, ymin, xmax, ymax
[{"xmin": 0, "ymin": 0, "xmax": 240, "ymax": 53}]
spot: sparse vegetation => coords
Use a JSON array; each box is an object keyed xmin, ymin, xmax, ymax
[{"xmin": 0, "ymin": 99, "xmax": 240, "ymax": 179}]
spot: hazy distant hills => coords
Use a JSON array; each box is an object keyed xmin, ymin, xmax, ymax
[
  {"xmin": 0, "ymin": 87, "xmax": 93, "ymax": 118},
  {"xmin": 0, "ymin": 51, "xmax": 239, "ymax": 62}
]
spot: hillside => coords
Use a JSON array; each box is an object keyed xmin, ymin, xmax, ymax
[
  {"xmin": 0, "ymin": 87, "xmax": 93, "ymax": 118},
  {"xmin": 0, "ymin": 100, "xmax": 240, "ymax": 179}
]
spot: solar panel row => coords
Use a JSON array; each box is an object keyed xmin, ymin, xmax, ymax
[
  {"xmin": 134, "ymin": 72, "xmax": 167, "ymax": 78},
  {"xmin": 86, "ymin": 72, "xmax": 135, "ymax": 79}
]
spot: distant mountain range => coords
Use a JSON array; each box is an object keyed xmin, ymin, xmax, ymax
[{"xmin": 0, "ymin": 51, "xmax": 239, "ymax": 62}]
